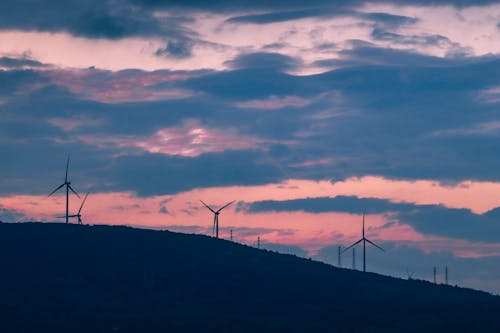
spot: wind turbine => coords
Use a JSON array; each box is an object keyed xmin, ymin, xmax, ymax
[
  {"xmin": 49, "ymin": 154, "xmax": 80, "ymax": 224},
  {"xmin": 64, "ymin": 192, "xmax": 89, "ymax": 225},
  {"xmin": 200, "ymin": 200, "xmax": 234, "ymax": 239},
  {"xmin": 342, "ymin": 212, "xmax": 384, "ymax": 272}
]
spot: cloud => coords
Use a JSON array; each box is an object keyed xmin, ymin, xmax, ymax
[
  {"xmin": 0, "ymin": 0, "xmax": 194, "ymax": 40},
  {"xmin": 44, "ymin": 68, "xmax": 199, "ymax": 103},
  {"xmin": 158, "ymin": 205, "xmax": 170, "ymax": 214},
  {"xmin": 430, "ymin": 121, "xmax": 500, "ymax": 137},
  {"xmin": 0, "ymin": 205, "xmax": 27, "ymax": 222},
  {"xmin": 1, "ymin": 13, "xmax": 500, "ymax": 200},
  {"xmin": 314, "ymin": 44, "xmax": 480, "ymax": 68},
  {"xmin": 224, "ymin": 52, "xmax": 302, "ymax": 72},
  {"xmin": 0, "ymin": 69, "xmax": 49, "ymax": 97},
  {"xmin": 0, "ymin": 55, "xmax": 47, "ymax": 69},
  {"xmin": 370, "ymin": 28, "xmax": 472, "ymax": 56},
  {"xmin": 241, "ymin": 196, "xmax": 500, "ymax": 243},
  {"xmin": 0, "ymin": 0, "xmax": 497, "ymax": 45},
  {"xmin": 155, "ymin": 38, "xmax": 194, "ymax": 59},
  {"xmin": 1, "ymin": 49, "xmax": 500, "ymax": 199},
  {"xmin": 104, "ymin": 150, "xmax": 283, "ymax": 196},
  {"xmin": 361, "ymin": 12, "xmax": 418, "ymax": 29},
  {"xmin": 238, "ymin": 196, "xmax": 407, "ymax": 214},
  {"xmin": 181, "ymin": 66, "xmax": 315, "ymax": 100},
  {"xmin": 225, "ymin": 8, "xmax": 341, "ymax": 24},
  {"xmin": 78, "ymin": 120, "xmax": 265, "ymax": 157},
  {"xmin": 235, "ymin": 95, "xmax": 310, "ymax": 110}
]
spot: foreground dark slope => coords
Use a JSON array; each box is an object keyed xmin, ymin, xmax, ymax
[{"xmin": 0, "ymin": 223, "xmax": 498, "ymax": 333}]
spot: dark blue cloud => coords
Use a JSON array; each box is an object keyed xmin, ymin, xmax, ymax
[
  {"xmin": 133, "ymin": 0, "xmax": 500, "ymax": 11},
  {"xmin": 69, "ymin": 10, "xmax": 160, "ymax": 39},
  {"xmin": 0, "ymin": 0, "xmax": 192, "ymax": 40},
  {"xmin": 362, "ymin": 12, "xmax": 418, "ymax": 28},
  {"xmin": 182, "ymin": 68, "xmax": 308, "ymax": 99},
  {"xmin": 241, "ymin": 196, "xmax": 500, "ymax": 243},
  {"xmin": 226, "ymin": 10, "xmax": 419, "ymax": 29},
  {"xmin": 0, "ymin": 56, "xmax": 46, "ymax": 69},
  {"xmin": 314, "ymin": 44, "xmax": 473, "ymax": 68},
  {"xmin": 224, "ymin": 52, "xmax": 302, "ymax": 71},
  {"xmin": 0, "ymin": 69, "xmax": 49, "ymax": 96},
  {"xmin": 155, "ymin": 39, "xmax": 194, "ymax": 58},
  {"xmin": 238, "ymin": 196, "xmax": 408, "ymax": 214},
  {"xmin": 104, "ymin": 150, "xmax": 283, "ymax": 196},
  {"xmin": 2, "ymin": 46, "xmax": 500, "ymax": 199},
  {"xmin": 226, "ymin": 8, "xmax": 341, "ymax": 24},
  {"xmin": 0, "ymin": 0, "xmax": 496, "ymax": 40}
]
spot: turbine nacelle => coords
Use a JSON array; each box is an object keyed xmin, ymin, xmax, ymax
[
  {"xmin": 200, "ymin": 199, "xmax": 234, "ymax": 239},
  {"xmin": 342, "ymin": 212, "xmax": 384, "ymax": 272},
  {"xmin": 48, "ymin": 154, "xmax": 81, "ymax": 224}
]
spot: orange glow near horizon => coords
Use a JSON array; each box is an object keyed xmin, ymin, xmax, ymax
[{"xmin": 3, "ymin": 176, "xmax": 500, "ymax": 258}]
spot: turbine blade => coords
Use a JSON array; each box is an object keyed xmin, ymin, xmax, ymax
[
  {"xmin": 78, "ymin": 192, "xmax": 89, "ymax": 214},
  {"xmin": 362, "ymin": 211, "xmax": 365, "ymax": 238},
  {"xmin": 366, "ymin": 238, "xmax": 385, "ymax": 252},
  {"xmin": 65, "ymin": 153, "xmax": 71, "ymax": 182},
  {"xmin": 200, "ymin": 200, "xmax": 216, "ymax": 213},
  {"xmin": 48, "ymin": 183, "xmax": 65, "ymax": 196},
  {"xmin": 68, "ymin": 185, "xmax": 80, "ymax": 198},
  {"xmin": 217, "ymin": 200, "xmax": 235, "ymax": 213},
  {"xmin": 342, "ymin": 239, "xmax": 362, "ymax": 253}
]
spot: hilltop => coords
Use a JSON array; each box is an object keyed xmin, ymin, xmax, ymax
[{"xmin": 0, "ymin": 222, "xmax": 498, "ymax": 333}]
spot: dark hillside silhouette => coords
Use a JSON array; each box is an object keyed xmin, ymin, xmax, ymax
[{"xmin": 0, "ymin": 222, "xmax": 499, "ymax": 333}]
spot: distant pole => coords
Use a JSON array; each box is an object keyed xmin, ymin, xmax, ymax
[
  {"xmin": 445, "ymin": 266, "xmax": 448, "ymax": 285},
  {"xmin": 337, "ymin": 246, "xmax": 342, "ymax": 267},
  {"xmin": 433, "ymin": 267, "xmax": 437, "ymax": 284},
  {"xmin": 257, "ymin": 236, "xmax": 260, "ymax": 249},
  {"xmin": 352, "ymin": 247, "xmax": 356, "ymax": 270},
  {"xmin": 230, "ymin": 229, "xmax": 233, "ymax": 241}
]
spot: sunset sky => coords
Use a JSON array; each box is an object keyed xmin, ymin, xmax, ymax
[{"xmin": 1, "ymin": 0, "xmax": 500, "ymax": 293}]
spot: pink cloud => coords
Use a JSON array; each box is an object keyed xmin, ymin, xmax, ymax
[
  {"xmin": 479, "ymin": 86, "xmax": 500, "ymax": 104},
  {"xmin": 48, "ymin": 115, "xmax": 102, "ymax": 131},
  {"xmin": 235, "ymin": 95, "xmax": 311, "ymax": 110},
  {"xmin": 291, "ymin": 157, "xmax": 335, "ymax": 167},
  {"xmin": 78, "ymin": 120, "xmax": 264, "ymax": 157},
  {"xmin": 44, "ymin": 68, "xmax": 198, "ymax": 103},
  {"xmin": 430, "ymin": 121, "xmax": 500, "ymax": 137}
]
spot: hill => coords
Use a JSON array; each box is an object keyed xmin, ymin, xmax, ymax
[{"xmin": 0, "ymin": 222, "xmax": 498, "ymax": 333}]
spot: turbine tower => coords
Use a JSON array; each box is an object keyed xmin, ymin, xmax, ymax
[
  {"xmin": 49, "ymin": 154, "xmax": 80, "ymax": 224},
  {"xmin": 337, "ymin": 246, "xmax": 342, "ymax": 267},
  {"xmin": 68, "ymin": 192, "xmax": 89, "ymax": 225},
  {"xmin": 200, "ymin": 200, "xmax": 234, "ymax": 239},
  {"xmin": 342, "ymin": 212, "xmax": 384, "ymax": 272}
]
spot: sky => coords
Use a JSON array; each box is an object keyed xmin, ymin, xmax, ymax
[{"xmin": 1, "ymin": 0, "xmax": 500, "ymax": 293}]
